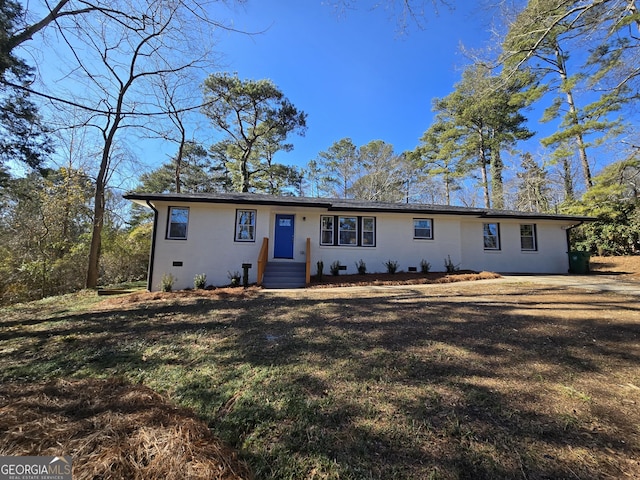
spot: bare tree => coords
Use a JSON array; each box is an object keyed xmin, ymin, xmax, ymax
[{"xmin": 33, "ymin": 0, "xmax": 237, "ymax": 288}]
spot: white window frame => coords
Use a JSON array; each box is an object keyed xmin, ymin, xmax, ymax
[
  {"xmin": 361, "ymin": 216, "xmax": 376, "ymax": 246},
  {"xmin": 320, "ymin": 215, "xmax": 376, "ymax": 247},
  {"xmin": 413, "ymin": 218, "xmax": 434, "ymax": 240},
  {"xmin": 483, "ymin": 223, "xmax": 501, "ymax": 250},
  {"xmin": 338, "ymin": 216, "xmax": 358, "ymax": 246},
  {"xmin": 167, "ymin": 207, "xmax": 189, "ymax": 240},
  {"xmin": 520, "ymin": 224, "xmax": 537, "ymax": 251},
  {"xmin": 235, "ymin": 209, "xmax": 256, "ymax": 242},
  {"xmin": 320, "ymin": 216, "xmax": 334, "ymax": 245}
]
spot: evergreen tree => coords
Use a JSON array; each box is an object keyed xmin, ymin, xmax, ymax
[
  {"xmin": 0, "ymin": 0, "xmax": 52, "ymax": 178},
  {"xmin": 428, "ymin": 64, "xmax": 534, "ymax": 208},
  {"xmin": 201, "ymin": 73, "xmax": 307, "ymax": 193},
  {"xmin": 502, "ymin": 0, "xmax": 634, "ymax": 192}
]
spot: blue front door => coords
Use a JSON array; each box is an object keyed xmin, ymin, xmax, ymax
[{"xmin": 274, "ymin": 214, "xmax": 295, "ymax": 258}]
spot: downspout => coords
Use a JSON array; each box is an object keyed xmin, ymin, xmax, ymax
[
  {"xmin": 564, "ymin": 221, "xmax": 584, "ymax": 253},
  {"xmin": 146, "ymin": 200, "xmax": 159, "ymax": 291}
]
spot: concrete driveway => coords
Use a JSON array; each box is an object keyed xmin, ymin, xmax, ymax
[{"xmin": 496, "ymin": 273, "xmax": 640, "ymax": 296}]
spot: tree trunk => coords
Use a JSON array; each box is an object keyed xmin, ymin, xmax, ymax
[
  {"xmin": 564, "ymin": 88, "xmax": 592, "ymax": 189},
  {"xmin": 479, "ymin": 146, "xmax": 491, "ymax": 209},
  {"xmin": 174, "ymin": 137, "xmax": 184, "ymax": 194},
  {"xmin": 562, "ymin": 156, "xmax": 574, "ymax": 201},
  {"xmin": 86, "ymin": 183, "xmax": 104, "ymax": 288},
  {"xmin": 86, "ymin": 116, "xmax": 120, "ymax": 288},
  {"xmin": 490, "ymin": 147, "xmax": 504, "ymax": 209},
  {"xmin": 444, "ymin": 173, "xmax": 451, "ymax": 206},
  {"xmin": 555, "ymin": 42, "xmax": 592, "ymax": 189}
]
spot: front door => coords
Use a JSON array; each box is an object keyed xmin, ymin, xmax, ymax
[{"xmin": 274, "ymin": 214, "xmax": 295, "ymax": 259}]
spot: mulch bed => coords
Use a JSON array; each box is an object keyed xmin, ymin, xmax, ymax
[{"xmin": 309, "ymin": 270, "xmax": 501, "ymax": 288}]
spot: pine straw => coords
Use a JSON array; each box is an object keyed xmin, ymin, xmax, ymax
[{"xmin": 0, "ymin": 378, "xmax": 252, "ymax": 480}]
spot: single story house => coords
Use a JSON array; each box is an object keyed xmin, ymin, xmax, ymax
[{"xmin": 124, "ymin": 192, "xmax": 594, "ymax": 290}]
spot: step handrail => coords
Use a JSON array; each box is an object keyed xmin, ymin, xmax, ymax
[
  {"xmin": 257, "ymin": 237, "xmax": 269, "ymax": 286},
  {"xmin": 305, "ymin": 237, "xmax": 311, "ymax": 286}
]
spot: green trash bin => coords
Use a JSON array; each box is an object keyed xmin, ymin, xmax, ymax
[{"xmin": 568, "ymin": 251, "xmax": 591, "ymax": 274}]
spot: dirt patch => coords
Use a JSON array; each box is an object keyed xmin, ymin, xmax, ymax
[{"xmin": 0, "ymin": 378, "xmax": 252, "ymax": 480}]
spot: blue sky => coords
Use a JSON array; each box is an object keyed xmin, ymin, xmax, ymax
[{"xmin": 209, "ymin": 1, "xmax": 496, "ymax": 170}]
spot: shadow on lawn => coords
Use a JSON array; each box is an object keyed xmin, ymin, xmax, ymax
[{"xmin": 1, "ymin": 288, "xmax": 639, "ymax": 479}]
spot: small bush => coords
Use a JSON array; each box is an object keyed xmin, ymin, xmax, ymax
[
  {"xmin": 355, "ymin": 259, "xmax": 367, "ymax": 275},
  {"xmin": 444, "ymin": 255, "xmax": 460, "ymax": 273},
  {"xmin": 384, "ymin": 260, "xmax": 399, "ymax": 274},
  {"xmin": 420, "ymin": 259, "xmax": 431, "ymax": 274},
  {"xmin": 330, "ymin": 261, "xmax": 341, "ymax": 276},
  {"xmin": 317, "ymin": 260, "xmax": 324, "ymax": 280},
  {"xmin": 160, "ymin": 273, "xmax": 176, "ymax": 292},
  {"xmin": 227, "ymin": 270, "xmax": 241, "ymax": 286},
  {"xmin": 194, "ymin": 273, "xmax": 207, "ymax": 290}
]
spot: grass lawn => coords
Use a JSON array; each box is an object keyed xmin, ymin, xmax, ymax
[{"xmin": 1, "ymin": 263, "xmax": 639, "ymax": 479}]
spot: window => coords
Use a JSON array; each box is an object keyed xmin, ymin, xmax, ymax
[
  {"xmin": 483, "ymin": 223, "xmax": 500, "ymax": 250},
  {"xmin": 320, "ymin": 215, "xmax": 376, "ymax": 247},
  {"xmin": 362, "ymin": 217, "xmax": 375, "ymax": 246},
  {"xmin": 339, "ymin": 216, "xmax": 357, "ymax": 245},
  {"xmin": 413, "ymin": 218, "xmax": 433, "ymax": 239},
  {"xmin": 520, "ymin": 224, "xmax": 537, "ymax": 251},
  {"xmin": 167, "ymin": 207, "xmax": 189, "ymax": 239},
  {"xmin": 235, "ymin": 209, "xmax": 256, "ymax": 242},
  {"xmin": 321, "ymin": 216, "xmax": 334, "ymax": 245}
]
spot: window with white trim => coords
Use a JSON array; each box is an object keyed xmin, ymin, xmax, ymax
[
  {"xmin": 520, "ymin": 224, "xmax": 537, "ymax": 251},
  {"xmin": 235, "ymin": 209, "xmax": 256, "ymax": 242},
  {"xmin": 320, "ymin": 215, "xmax": 376, "ymax": 247},
  {"xmin": 362, "ymin": 217, "xmax": 375, "ymax": 246},
  {"xmin": 167, "ymin": 207, "xmax": 189, "ymax": 239},
  {"xmin": 320, "ymin": 216, "xmax": 334, "ymax": 245},
  {"xmin": 413, "ymin": 218, "xmax": 433, "ymax": 239},
  {"xmin": 483, "ymin": 223, "xmax": 500, "ymax": 250},
  {"xmin": 339, "ymin": 216, "xmax": 357, "ymax": 245}
]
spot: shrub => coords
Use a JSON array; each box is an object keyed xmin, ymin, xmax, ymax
[
  {"xmin": 193, "ymin": 273, "xmax": 207, "ymax": 289},
  {"xmin": 420, "ymin": 259, "xmax": 431, "ymax": 274},
  {"xmin": 444, "ymin": 255, "xmax": 460, "ymax": 273},
  {"xmin": 317, "ymin": 260, "xmax": 324, "ymax": 279},
  {"xmin": 355, "ymin": 259, "xmax": 367, "ymax": 275},
  {"xmin": 384, "ymin": 260, "xmax": 398, "ymax": 274},
  {"xmin": 330, "ymin": 261, "xmax": 341, "ymax": 276},
  {"xmin": 227, "ymin": 271, "xmax": 241, "ymax": 286},
  {"xmin": 160, "ymin": 273, "xmax": 176, "ymax": 292}
]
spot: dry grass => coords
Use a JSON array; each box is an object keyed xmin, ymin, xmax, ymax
[
  {"xmin": 1, "ymin": 258, "xmax": 640, "ymax": 479},
  {"xmin": 590, "ymin": 255, "xmax": 640, "ymax": 279},
  {"xmin": 0, "ymin": 378, "xmax": 252, "ymax": 480}
]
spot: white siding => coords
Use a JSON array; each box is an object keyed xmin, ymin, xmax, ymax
[
  {"xmin": 459, "ymin": 219, "xmax": 570, "ymax": 273},
  {"xmin": 308, "ymin": 211, "xmax": 462, "ymax": 275},
  {"xmin": 148, "ymin": 201, "xmax": 574, "ymax": 290}
]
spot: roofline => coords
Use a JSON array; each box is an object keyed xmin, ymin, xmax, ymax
[{"xmin": 123, "ymin": 192, "xmax": 595, "ymax": 223}]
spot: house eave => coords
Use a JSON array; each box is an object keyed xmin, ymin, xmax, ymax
[{"xmin": 123, "ymin": 192, "xmax": 596, "ymax": 223}]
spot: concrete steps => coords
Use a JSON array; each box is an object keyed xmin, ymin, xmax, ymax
[{"xmin": 262, "ymin": 262, "xmax": 307, "ymax": 289}]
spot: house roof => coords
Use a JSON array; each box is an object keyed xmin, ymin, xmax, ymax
[{"xmin": 123, "ymin": 192, "xmax": 595, "ymax": 223}]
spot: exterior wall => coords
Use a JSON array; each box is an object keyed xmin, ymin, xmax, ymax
[
  {"xmin": 307, "ymin": 211, "xmax": 463, "ymax": 276},
  {"xmin": 148, "ymin": 200, "xmax": 573, "ymax": 290},
  {"xmin": 152, "ymin": 202, "xmax": 271, "ymax": 290},
  {"xmin": 459, "ymin": 219, "xmax": 570, "ymax": 274}
]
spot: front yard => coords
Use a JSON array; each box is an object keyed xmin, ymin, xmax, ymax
[{"xmin": 1, "ymin": 262, "xmax": 639, "ymax": 479}]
